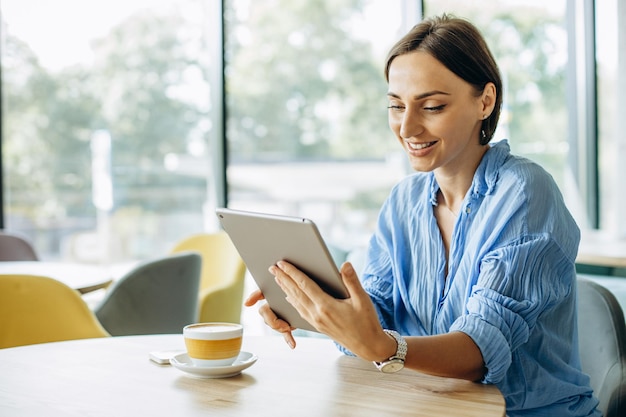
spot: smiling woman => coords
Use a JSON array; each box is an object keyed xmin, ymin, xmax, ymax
[{"xmin": 245, "ymin": 14, "xmax": 601, "ymax": 417}]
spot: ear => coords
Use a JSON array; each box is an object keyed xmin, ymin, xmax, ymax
[{"xmin": 478, "ymin": 82, "xmax": 497, "ymax": 119}]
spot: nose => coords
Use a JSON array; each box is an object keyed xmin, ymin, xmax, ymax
[{"xmin": 399, "ymin": 109, "xmax": 423, "ymax": 139}]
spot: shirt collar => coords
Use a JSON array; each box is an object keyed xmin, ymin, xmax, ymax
[
  {"xmin": 471, "ymin": 139, "xmax": 510, "ymax": 197},
  {"xmin": 428, "ymin": 139, "xmax": 511, "ymax": 206}
]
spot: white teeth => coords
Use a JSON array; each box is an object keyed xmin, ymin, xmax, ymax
[{"xmin": 407, "ymin": 141, "xmax": 434, "ymax": 150}]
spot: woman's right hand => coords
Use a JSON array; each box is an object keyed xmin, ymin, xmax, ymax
[{"xmin": 244, "ymin": 289, "xmax": 297, "ymax": 349}]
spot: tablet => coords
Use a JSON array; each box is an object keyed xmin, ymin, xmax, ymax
[{"xmin": 215, "ymin": 207, "xmax": 349, "ymax": 332}]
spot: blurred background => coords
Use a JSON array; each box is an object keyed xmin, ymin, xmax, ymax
[{"xmin": 0, "ymin": 0, "xmax": 620, "ymax": 265}]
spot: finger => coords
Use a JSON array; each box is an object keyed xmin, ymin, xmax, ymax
[
  {"xmin": 339, "ymin": 261, "xmax": 371, "ymax": 306},
  {"xmin": 244, "ymin": 289, "xmax": 265, "ymax": 307},
  {"xmin": 257, "ymin": 303, "xmax": 297, "ymax": 348},
  {"xmin": 283, "ymin": 331, "xmax": 296, "ymax": 349},
  {"xmin": 272, "ymin": 263, "xmax": 318, "ymax": 317},
  {"xmin": 339, "ymin": 262, "xmax": 361, "ymax": 294},
  {"xmin": 270, "ymin": 263, "xmax": 323, "ymax": 332},
  {"xmin": 275, "ymin": 261, "xmax": 326, "ymax": 299},
  {"xmin": 258, "ymin": 303, "xmax": 293, "ymax": 333}
]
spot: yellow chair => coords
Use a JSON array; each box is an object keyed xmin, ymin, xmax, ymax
[
  {"xmin": 0, "ymin": 274, "xmax": 109, "ymax": 349},
  {"xmin": 171, "ymin": 232, "xmax": 247, "ymax": 323}
]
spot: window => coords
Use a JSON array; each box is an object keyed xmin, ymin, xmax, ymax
[
  {"xmin": 1, "ymin": 0, "xmax": 620, "ymax": 264},
  {"xmin": 596, "ymin": 0, "xmax": 626, "ymax": 235},
  {"xmin": 1, "ymin": 0, "xmax": 223, "ymax": 261},
  {"xmin": 224, "ymin": 0, "xmax": 412, "ymax": 249}
]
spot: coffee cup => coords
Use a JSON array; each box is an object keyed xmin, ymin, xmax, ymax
[{"xmin": 183, "ymin": 322, "xmax": 243, "ymax": 367}]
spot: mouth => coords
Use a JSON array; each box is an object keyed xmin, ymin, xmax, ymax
[{"xmin": 406, "ymin": 141, "xmax": 437, "ymax": 150}]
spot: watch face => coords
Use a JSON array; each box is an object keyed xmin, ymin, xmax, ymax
[{"xmin": 380, "ymin": 359, "xmax": 404, "ymax": 373}]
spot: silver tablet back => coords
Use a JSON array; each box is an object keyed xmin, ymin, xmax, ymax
[{"xmin": 216, "ymin": 207, "xmax": 348, "ymax": 332}]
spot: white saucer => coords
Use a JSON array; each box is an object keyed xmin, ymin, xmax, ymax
[{"xmin": 170, "ymin": 351, "xmax": 257, "ymax": 378}]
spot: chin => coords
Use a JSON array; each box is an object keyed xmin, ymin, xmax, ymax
[{"xmin": 404, "ymin": 156, "xmax": 431, "ymax": 172}]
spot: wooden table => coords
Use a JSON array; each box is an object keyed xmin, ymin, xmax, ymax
[
  {"xmin": 576, "ymin": 232, "xmax": 626, "ymax": 268},
  {"xmin": 0, "ymin": 334, "xmax": 505, "ymax": 417},
  {"xmin": 0, "ymin": 261, "xmax": 113, "ymax": 294}
]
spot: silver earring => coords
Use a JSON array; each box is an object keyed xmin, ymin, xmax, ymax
[{"xmin": 481, "ymin": 130, "xmax": 487, "ymax": 140}]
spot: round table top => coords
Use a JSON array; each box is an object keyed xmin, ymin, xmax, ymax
[
  {"xmin": 0, "ymin": 261, "xmax": 113, "ymax": 293},
  {"xmin": 0, "ymin": 334, "xmax": 505, "ymax": 417}
]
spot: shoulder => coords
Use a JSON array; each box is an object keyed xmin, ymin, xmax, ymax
[
  {"xmin": 486, "ymin": 141, "xmax": 551, "ymax": 183},
  {"xmin": 480, "ymin": 143, "xmax": 579, "ymax": 254},
  {"xmin": 502, "ymin": 154, "xmax": 554, "ymax": 188},
  {"xmin": 499, "ymin": 155, "xmax": 564, "ymax": 211},
  {"xmin": 484, "ymin": 141, "xmax": 562, "ymax": 201}
]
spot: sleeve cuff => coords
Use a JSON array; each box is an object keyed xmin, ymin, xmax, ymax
[{"xmin": 450, "ymin": 314, "xmax": 512, "ymax": 384}]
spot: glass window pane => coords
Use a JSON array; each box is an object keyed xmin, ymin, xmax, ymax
[
  {"xmin": 596, "ymin": 0, "xmax": 624, "ymax": 234},
  {"xmin": 1, "ymin": 0, "xmax": 220, "ymax": 262},
  {"xmin": 225, "ymin": 0, "xmax": 407, "ymax": 249}
]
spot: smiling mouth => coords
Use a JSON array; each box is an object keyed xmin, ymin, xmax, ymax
[{"xmin": 406, "ymin": 141, "xmax": 437, "ymax": 150}]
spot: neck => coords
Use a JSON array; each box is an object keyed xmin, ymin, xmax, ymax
[
  {"xmin": 434, "ymin": 144, "xmax": 489, "ymax": 214},
  {"xmin": 438, "ymin": 190, "xmax": 459, "ymax": 217}
]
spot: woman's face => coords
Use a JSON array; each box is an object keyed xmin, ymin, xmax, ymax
[{"xmin": 387, "ymin": 51, "xmax": 494, "ymax": 175}]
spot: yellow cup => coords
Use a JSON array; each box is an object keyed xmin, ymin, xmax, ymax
[{"xmin": 183, "ymin": 322, "xmax": 243, "ymax": 367}]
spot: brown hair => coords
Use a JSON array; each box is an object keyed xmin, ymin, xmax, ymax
[{"xmin": 385, "ymin": 14, "xmax": 502, "ymax": 145}]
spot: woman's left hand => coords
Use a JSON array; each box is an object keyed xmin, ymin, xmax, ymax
[{"xmin": 271, "ymin": 260, "xmax": 391, "ymax": 361}]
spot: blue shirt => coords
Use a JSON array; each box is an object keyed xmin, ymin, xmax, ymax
[{"xmin": 349, "ymin": 141, "xmax": 600, "ymax": 416}]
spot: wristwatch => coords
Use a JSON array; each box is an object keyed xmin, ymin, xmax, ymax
[{"xmin": 374, "ymin": 329, "xmax": 407, "ymax": 373}]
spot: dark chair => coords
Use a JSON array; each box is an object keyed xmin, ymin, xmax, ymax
[
  {"xmin": 577, "ymin": 277, "xmax": 626, "ymax": 417},
  {"xmin": 94, "ymin": 252, "xmax": 202, "ymax": 336},
  {"xmin": 0, "ymin": 231, "xmax": 39, "ymax": 261}
]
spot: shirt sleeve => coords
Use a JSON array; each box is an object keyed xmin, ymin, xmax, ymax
[{"xmin": 450, "ymin": 234, "xmax": 576, "ymax": 384}]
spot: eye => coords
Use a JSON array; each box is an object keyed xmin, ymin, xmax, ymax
[
  {"xmin": 387, "ymin": 104, "xmax": 405, "ymax": 112},
  {"xmin": 424, "ymin": 104, "xmax": 446, "ymax": 112}
]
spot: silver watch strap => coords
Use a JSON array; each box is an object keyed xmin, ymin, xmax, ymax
[{"xmin": 382, "ymin": 329, "xmax": 407, "ymax": 361}]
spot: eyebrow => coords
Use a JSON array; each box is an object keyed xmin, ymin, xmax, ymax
[{"xmin": 386, "ymin": 90, "xmax": 451, "ymax": 100}]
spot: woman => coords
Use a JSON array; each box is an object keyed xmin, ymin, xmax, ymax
[{"xmin": 245, "ymin": 14, "xmax": 600, "ymax": 416}]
